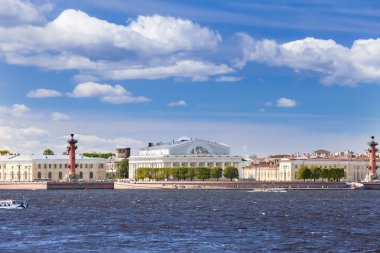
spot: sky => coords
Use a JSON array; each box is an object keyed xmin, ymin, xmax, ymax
[{"xmin": 1, "ymin": 0, "xmax": 380, "ymax": 156}]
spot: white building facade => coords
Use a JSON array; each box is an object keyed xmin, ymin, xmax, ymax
[
  {"xmin": 243, "ymin": 158, "xmax": 370, "ymax": 182},
  {"xmin": 129, "ymin": 137, "xmax": 242, "ymax": 179},
  {"xmin": 0, "ymin": 154, "xmax": 107, "ymax": 182}
]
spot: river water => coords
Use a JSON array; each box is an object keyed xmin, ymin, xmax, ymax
[{"xmin": 0, "ymin": 189, "xmax": 379, "ymax": 252}]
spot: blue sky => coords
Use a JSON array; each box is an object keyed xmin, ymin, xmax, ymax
[{"xmin": 1, "ymin": 0, "xmax": 380, "ymax": 156}]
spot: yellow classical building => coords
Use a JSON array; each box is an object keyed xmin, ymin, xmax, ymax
[{"xmin": 0, "ymin": 154, "xmax": 106, "ymax": 182}]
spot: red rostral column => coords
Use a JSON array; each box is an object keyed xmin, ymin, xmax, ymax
[
  {"xmin": 67, "ymin": 134, "xmax": 78, "ymax": 178},
  {"xmin": 368, "ymin": 136, "xmax": 378, "ymax": 179}
]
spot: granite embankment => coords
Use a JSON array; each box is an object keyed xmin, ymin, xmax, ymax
[
  {"xmin": 0, "ymin": 182, "xmax": 114, "ymax": 190},
  {"xmin": 114, "ymin": 180, "xmax": 348, "ymax": 190}
]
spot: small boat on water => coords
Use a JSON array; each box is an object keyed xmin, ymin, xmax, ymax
[
  {"xmin": 249, "ymin": 188, "xmax": 287, "ymax": 193},
  {"xmin": 347, "ymin": 182, "xmax": 364, "ymax": 190},
  {"xmin": 0, "ymin": 199, "xmax": 28, "ymax": 209}
]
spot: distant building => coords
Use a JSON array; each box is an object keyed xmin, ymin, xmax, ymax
[
  {"xmin": 105, "ymin": 148, "xmax": 131, "ymax": 175},
  {"xmin": 116, "ymin": 148, "xmax": 130, "ymax": 159},
  {"xmin": 0, "ymin": 154, "xmax": 106, "ymax": 182},
  {"xmin": 243, "ymin": 157, "xmax": 370, "ymax": 182},
  {"xmin": 129, "ymin": 136, "xmax": 242, "ymax": 179},
  {"xmin": 313, "ymin": 149, "xmax": 331, "ymax": 157}
]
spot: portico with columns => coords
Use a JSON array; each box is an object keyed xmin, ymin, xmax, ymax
[{"xmin": 129, "ymin": 137, "xmax": 242, "ymax": 179}]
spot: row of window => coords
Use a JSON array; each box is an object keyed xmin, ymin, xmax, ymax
[
  {"xmin": 0, "ymin": 171, "xmax": 94, "ymax": 180},
  {"xmin": 35, "ymin": 171, "xmax": 94, "ymax": 179},
  {"xmin": 37, "ymin": 164, "xmax": 96, "ymax": 169},
  {"xmin": 0, "ymin": 164, "xmax": 104, "ymax": 170}
]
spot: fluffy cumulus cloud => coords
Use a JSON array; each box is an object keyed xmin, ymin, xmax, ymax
[
  {"xmin": 0, "ymin": 103, "xmax": 30, "ymax": 116},
  {"xmin": 74, "ymin": 134, "xmax": 143, "ymax": 153},
  {"xmin": 51, "ymin": 112, "xmax": 70, "ymax": 121},
  {"xmin": 0, "ymin": 125, "xmax": 49, "ymax": 141},
  {"xmin": 276, "ymin": 98, "xmax": 297, "ymax": 108},
  {"xmin": 69, "ymin": 82, "xmax": 149, "ymax": 104},
  {"xmin": 27, "ymin": 88, "xmax": 62, "ymax": 98},
  {"xmin": 236, "ymin": 33, "xmax": 380, "ymax": 86},
  {"xmin": 167, "ymin": 100, "xmax": 187, "ymax": 107},
  {"xmin": 0, "ymin": 8, "xmax": 230, "ymax": 80},
  {"xmin": 0, "ymin": 0, "xmax": 51, "ymax": 26}
]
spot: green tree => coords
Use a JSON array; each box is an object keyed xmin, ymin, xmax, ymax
[
  {"xmin": 82, "ymin": 152, "xmax": 114, "ymax": 159},
  {"xmin": 223, "ymin": 166, "xmax": 239, "ymax": 181},
  {"xmin": 117, "ymin": 159, "xmax": 129, "ymax": 178},
  {"xmin": 0, "ymin": 150, "xmax": 10, "ymax": 156},
  {"xmin": 296, "ymin": 166, "xmax": 312, "ymax": 181},
  {"xmin": 310, "ymin": 166, "xmax": 322, "ymax": 182},
  {"xmin": 330, "ymin": 168, "xmax": 345, "ymax": 182},
  {"xmin": 196, "ymin": 167, "xmax": 211, "ymax": 181},
  {"xmin": 162, "ymin": 168, "xmax": 171, "ymax": 180},
  {"xmin": 185, "ymin": 168, "xmax": 196, "ymax": 181},
  {"xmin": 211, "ymin": 167, "xmax": 223, "ymax": 181},
  {"xmin": 178, "ymin": 167, "xmax": 188, "ymax": 180},
  {"xmin": 170, "ymin": 168, "xmax": 180, "ymax": 181},
  {"xmin": 322, "ymin": 168, "xmax": 335, "ymax": 181},
  {"xmin": 43, "ymin": 149, "xmax": 54, "ymax": 155}
]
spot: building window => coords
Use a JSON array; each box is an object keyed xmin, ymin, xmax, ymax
[
  {"xmin": 89, "ymin": 172, "xmax": 93, "ymax": 179},
  {"xmin": 59, "ymin": 172, "xmax": 63, "ymax": 179},
  {"xmin": 190, "ymin": 146, "xmax": 209, "ymax": 155},
  {"xmin": 79, "ymin": 172, "xmax": 83, "ymax": 179},
  {"xmin": 59, "ymin": 164, "xmax": 62, "ymax": 169},
  {"xmin": 49, "ymin": 164, "xmax": 52, "ymax": 169},
  {"xmin": 11, "ymin": 171, "xmax": 14, "ymax": 180},
  {"xmin": 85, "ymin": 164, "xmax": 88, "ymax": 169},
  {"xmin": 65, "ymin": 164, "xmax": 68, "ymax": 169},
  {"xmin": 80, "ymin": 164, "xmax": 83, "ymax": 169},
  {"xmin": 48, "ymin": 172, "xmax": 52, "ymax": 179},
  {"xmin": 37, "ymin": 172, "xmax": 41, "ymax": 179},
  {"xmin": 54, "ymin": 164, "xmax": 57, "ymax": 169},
  {"xmin": 38, "ymin": 164, "xmax": 41, "ymax": 169},
  {"xmin": 0, "ymin": 172, "xmax": 1, "ymax": 179},
  {"xmin": 90, "ymin": 164, "xmax": 93, "ymax": 169},
  {"xmin": 44, "ymin": 164, "xmax": 47, "ymax": 169},
  {"xmin": 99, "ymin": 164, "xmax": 104, "ymax": 169}
]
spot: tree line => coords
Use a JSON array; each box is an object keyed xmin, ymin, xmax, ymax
[
  {"xmin": 296, "ymin": 166, "xmax": 345, "ymax": 182},
  {"xmin": 82, "ymin": 152, "xmax": 114, "ymax": 159},
  {"xmin": 135, "ymin": 166, "xmax": 239, "ymax": 181}
]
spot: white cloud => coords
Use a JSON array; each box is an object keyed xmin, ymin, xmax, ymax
[
  {"xmin": 27, "ymin": 88, "xmax": 62, "ymax": 98},
  {"xmin": 167, "ymin": 100, "xmax": 187, "ymax": 107},
  {"xmin": 276, "ymin": 98, "xmax": 297, "ymax": 108},
  {"xmin": 0, "ymin": 9, "xmax": 229, "ymax": 80},
  {"xmin": 236, "ymin": 34, "xmax": 380, "ymax": 86},
  {"xmin": 215, "ymin": 76, "xmax": 242, "ymax": 82},
  {"xmin": 0, "ymin": 126, "xmax": 49, "ymax": 141},
  {"xmin": 74, "ymin": 134, "xmax": 143, "ymax": 153},
  {"xmin": 70, "ymin": 82, "xmax": 125, "ymax": 98},
  {"xmin": 0, "ymin": 103, "xmax": 30, "ymax": 116},
  {"xmin": 51, "ymin": 112, "xmax": 70, "ymax": 121},
  {"xmin": 101, "ymin": 60, "xmax": 233, "ymax": 80},
  {"xmin": 0, "ymin": 0, "xmax": 51, "ymax": 26},
  {"xmin": 69, "ymin": 82, "xmax": 149, "ymax": 104},
  {"xmin": 101, "ymin": 96, "xmax": 149, "ymax": 104}
]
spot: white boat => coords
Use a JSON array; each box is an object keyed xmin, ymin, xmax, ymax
[
  {"xmin": 0, "ymin": 199, "xmax": 28, "ymax": 209},
  {"xmin": 249, "ymin": 188, "xmax": 287, "ymax": 193},
  {"xmin": 350, "ymin": 182, "xmax": 364, "ymax": 190}
]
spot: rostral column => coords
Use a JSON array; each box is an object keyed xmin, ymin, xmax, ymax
[
  {"xmin": 67, "ymin": 133, "xmax": 78, "ymax": 179},
  {"xmin": 368, "ymin": 136, "xmax": 378, "ymax": 181}
]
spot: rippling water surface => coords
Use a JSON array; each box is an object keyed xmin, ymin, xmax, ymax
[{"xmin": 0, "ymin": 189, "xmax": 380, "ymax": 252}]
